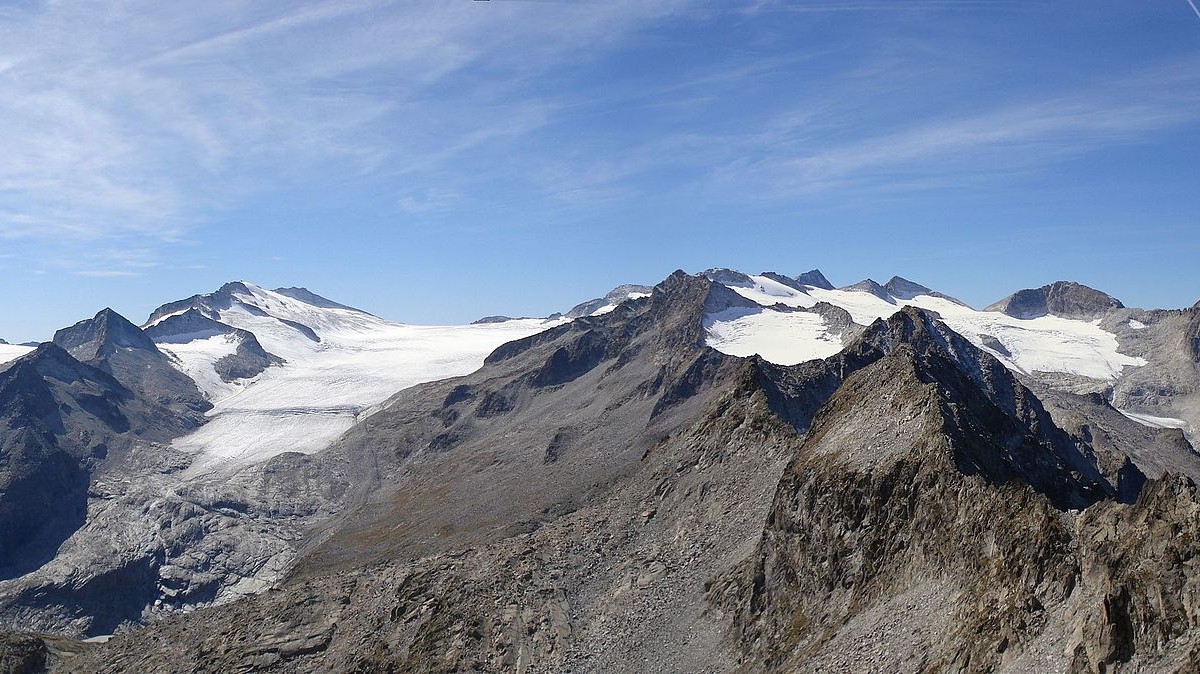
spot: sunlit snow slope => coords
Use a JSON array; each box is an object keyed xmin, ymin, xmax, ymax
[
  {"xmin": 147, "ymin": 282, "xmax": 562, "ymax": 473},
  {"xmin": 704, "ymin": 272, "xmax": 1146, "ymax": 382},
  {"xmin": 0, "ymin": 344, "xmax": 34, "ymax": 369}
]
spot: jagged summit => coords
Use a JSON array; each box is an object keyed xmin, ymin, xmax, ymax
[
  {"xmin": 795, "ymin": 268, "xmax": 834, "ymax": 290},
  {"xmin": 53, "ymin": 308, "xmax": 160, "ymax": 362},
  {"xmin": 985, "ymin": 280, "xmax": 1123, "ymax": 319}
]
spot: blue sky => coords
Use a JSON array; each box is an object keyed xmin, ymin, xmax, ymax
[{"xmin": 1, "ymin": 0, "xmax": 1199, "ymax": 341}]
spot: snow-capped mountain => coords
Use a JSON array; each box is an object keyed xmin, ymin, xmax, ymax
[
  {"xmin": 4, "ymin": 268, "xmax": 1200, "ymax": 671},
  {"xmin": 141, "ymin": 281, "xmax": 566, "ymax": 471},
  {"xmin": 22, "ymin": 268, "xmax": 1200, "ymax": 674},
  {"xmin": 699, "ymin": 268, "xmax": 1199, "ymax": 440},
  {"xmin": 702, "ymin": 268, "xmax": 1142, "ymax": 379}
]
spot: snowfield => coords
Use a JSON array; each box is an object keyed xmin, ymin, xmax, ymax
[
  {"xmin": 706, "ymin": 274, "xmax": 1147, "ymax": 381},
  {"xmin": 155, "ymin": 283, "xmax": 563, "ymax": 473},
  {"xmin": 703, "ymin": 307, "xmax": 843, "ymax": 365}
]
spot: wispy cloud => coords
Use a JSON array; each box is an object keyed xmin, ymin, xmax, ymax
[
  {"xmin": 0, "ymin": 0, "xmax": 695, "ymax": 255},
  {"xmin": 1185, "ymin": 0, "xmax": 1200, "ymax": 23}
]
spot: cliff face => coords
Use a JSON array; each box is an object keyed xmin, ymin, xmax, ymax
[{"xmin": 715, "ymin": 326, "xmax": 1200, "ymax": 673}]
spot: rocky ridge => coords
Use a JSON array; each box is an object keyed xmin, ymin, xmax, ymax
[{"xmin": 25, "ymin": 272, "xmax": 1200, "ymax": 673}]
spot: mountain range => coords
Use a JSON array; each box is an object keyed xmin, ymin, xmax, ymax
[{"xmin": 1, "ymin": 269, "xmax": 1199, "ymax": 673}]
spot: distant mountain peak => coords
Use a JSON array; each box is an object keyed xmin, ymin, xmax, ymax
[
  {"xmin": 702, "ymin": 268, "xmax": 755, "ymax": 288},
  {"xmin": 884, "ymin": 276, "xmax": 968, "ymax": 306},
  {"xmin": 795, "ymin": 269, "xmax": 834, "ymax": 290},
  {"xmin": 272, "ymin": 287, "xmax": 373, "ymax": 314},
  {"xmin": 986, "ymin": 281, "xmax": 1123, "ymax": 319},
  {"xmin": 562, "ymin": 283, "xmax": 654, "ymax": 319},
  {"xmin": 882, "ymin": 276, "xmax": 933, "ymax": 299},
  {"xmin": 216, "ymin": 281, "xmax": 255, "ymax": 297},
  {"xmin": 146, "ymin": 281, "xmax": 378, "ymax": 331},
  {"xmin": 841, "ymin": 278, "xmax": 893, "ymax": 302}
]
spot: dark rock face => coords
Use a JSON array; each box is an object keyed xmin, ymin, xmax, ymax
[
  {"xmin": 794, "ymin": 269, "xmax": 834, "ymax": 290},
  {"xmin": 710, "ymin": 311, "xmax": 1199, "ymax": 671},
  {"xmin": 986, "ymin": 281, "xmax": 1124, "ymax": 319},
  {"xmin": 0, "ymin": 345, "xmax": 132, "ymax": 576}
]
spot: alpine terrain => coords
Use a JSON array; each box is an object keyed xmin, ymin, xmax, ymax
[{"xmin": 2, "ymin": 269, "xmax": 1199, "ymax": 673}]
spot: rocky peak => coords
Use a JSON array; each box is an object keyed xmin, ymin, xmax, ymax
[
  {"xmin": 53, "ymin": 308, "xmax": 210, "ymax": 422},
  {"xmin": 701, "ymin": 268, "xmax": 755, "ymax": 287},
  {"xmin": 216, "ymin": 281, "xmax": 254, "ymax": 298},
  {"xmin": 795, "ymin": 269, "xmax": 834, "ymax": 290},
  {"xmin": 758, "ymin": 272, "xmax": 807, "ymax": 293},
  {"xmin": 985, "ymin": 281, "xmax": 1123, "ymax": 319},
  {"xmin": 563, "ymin": 284, "xmax": 654, "ymax": 319},
  {"xmin": 52, "ymin": 308, "xmax": 159, "ymax": 363},
  {"xmin": 144, "ymin": 282, "xmax": 252, "ymax": 325},
  {"xmin": 841, "ymin": 278, "xmax": 893, "ymax": 302},
  {"xmin": 883, "ymin": 275, "xmax": 968, "ymax": 306}
]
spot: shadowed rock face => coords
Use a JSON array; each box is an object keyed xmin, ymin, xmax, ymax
[
  {"xmin": 986, "ymin": 281, "xmax": 1124, "ymax": 319},
  {"xmin": 53, "ymin": 308, "xmax": 210, "ymax": 425},
  {"xmin": 712, "ymin": 328, "xmax": 1200, "ymax": 672},
  {"xmin": 0, "ymin": 345, "xmax": 132, "ymax": 576}
]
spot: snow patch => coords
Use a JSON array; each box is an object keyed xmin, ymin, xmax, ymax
[
  {"xmin": 1128, "ymin": 319, "xmax": 1147, "ymax": 330},
  {"xmin": 705, "ymin": 307, "xmax": 843, "ymax": 365},
  {"xmin": 1118, "ymin": 410, "xmax": 1190, "ymax": 431},
  {"xmin": 158, "ymin": 334, "xmax": 244, "ymax": 400}
]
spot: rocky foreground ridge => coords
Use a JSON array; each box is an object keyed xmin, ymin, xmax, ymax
[{"xmin": 1, "ymin": 271, "xmax": 1199, "ymax": 672}]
